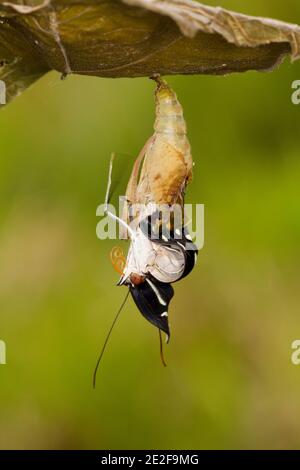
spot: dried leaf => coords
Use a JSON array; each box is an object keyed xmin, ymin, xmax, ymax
[
  {"xmin": 0, "ymin": 0, "xmax": 299, "ymax": 106},
  {"xmin": 124, "ymin": 0, "xmax": 300, "ymax": 60}
]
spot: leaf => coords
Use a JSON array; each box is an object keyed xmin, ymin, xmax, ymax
[
  {"xmin": 124, "ymin": 0, "xmax": 300, "ymax": 60},
  {"xmin": 0, "ymin": 14, "xmax": 49, "ymax": 105},
  {"xmin": 0, "ymin": 0, "xmax": 300, "ymax": 106}
]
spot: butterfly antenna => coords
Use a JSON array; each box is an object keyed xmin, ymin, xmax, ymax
[
  {"xmin": 104, "ymin": 152, "xmax": 115, "ymax": 209},
  {"xmin": 93, "ymin": 290, "xmax": 130, "ymax": 388},
  {"xmin": 159, "ymin": 329, "xmax": 167, "ymax": 367}
]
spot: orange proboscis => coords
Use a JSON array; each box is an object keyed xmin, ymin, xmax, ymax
[{"xmin": 110, "ymin": 246, "xmax": 126, "ymax": 275}]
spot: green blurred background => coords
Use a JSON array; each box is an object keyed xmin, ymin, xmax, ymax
[{"xmin": 0, "ymin": 0, "xmax": 300, "ymax": 450}]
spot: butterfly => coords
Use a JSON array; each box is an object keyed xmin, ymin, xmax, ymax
[{"xmin": 94, "ymin": 76, "xmax": 197, "ymax": 385}]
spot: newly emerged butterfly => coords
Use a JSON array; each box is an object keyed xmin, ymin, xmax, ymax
[{"xmin": 94, "ymin": 76, "xmax": 197, "ymax": 385}]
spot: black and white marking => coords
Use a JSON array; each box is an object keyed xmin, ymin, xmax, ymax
[{"xmin": 129, "ymin": 275, "xmax": 174, "ymax": 340}]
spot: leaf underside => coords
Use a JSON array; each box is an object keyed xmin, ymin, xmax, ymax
[{"xmin": 0, "ymin": 0, "xmax": 300, "ymax": 105}]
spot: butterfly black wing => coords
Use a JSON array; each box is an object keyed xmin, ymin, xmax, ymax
[{"xmin": 130, "ymin": 276, "xmax": 174, "ymax": 340}]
